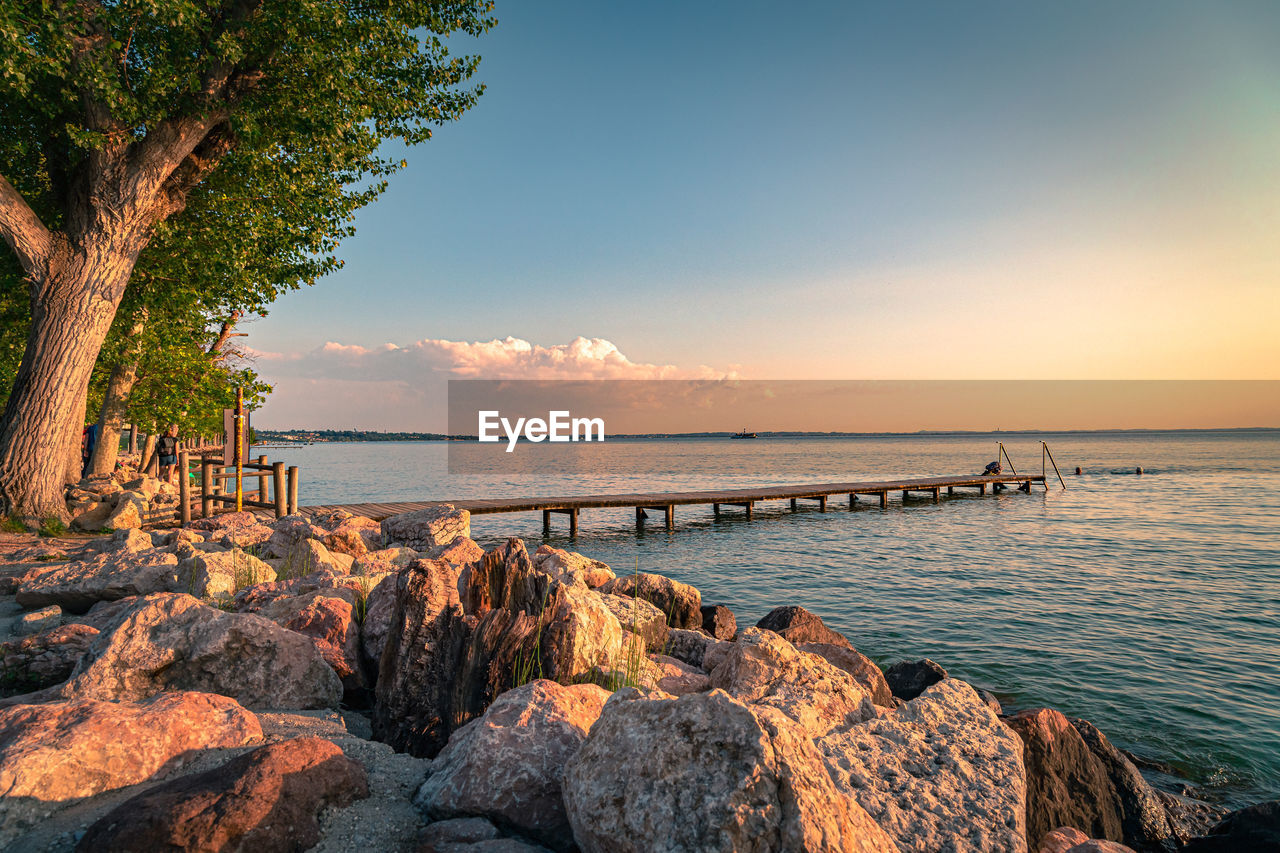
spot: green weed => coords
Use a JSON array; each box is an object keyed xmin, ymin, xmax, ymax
[
  {"xmin": 1, "ymin": 516, "xmax": 29, "ymax": 534},
  {"xmin": 512, "ymin": 588, "xmax": 551, "ymax": 689}
]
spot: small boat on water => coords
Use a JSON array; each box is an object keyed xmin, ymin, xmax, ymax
[{"xmin": 731, "ymin": 428, "xmax": 757, "ymax": 439}]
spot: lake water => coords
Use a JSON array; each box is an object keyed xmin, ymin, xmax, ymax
[{"xmin": 257, "ymin": 430, "xmax": 1280, "ymax": 807}]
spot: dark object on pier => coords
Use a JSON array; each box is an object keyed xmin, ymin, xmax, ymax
[
  {"xmin": 756, "ymin": 605, "xmax": 851, "ymax": 649},
  {"xmin": 730, "ymin": 428, "xmax": 757, "ymax": 439},
  {"xmin": 883, "ymin": 658, "xmax": 948, "ymax": 701},
  {"xmin": 1183, "ymin": 800, "xmax": 1280, "ymax": 853},
  {"xmin": 699, "ymin": 604, "xmax": 737, "ymax": 640}
]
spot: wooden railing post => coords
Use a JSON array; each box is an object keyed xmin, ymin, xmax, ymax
[
  {"xmin": 273, "ymin": 462, "xmax": 286, "ymax": 518},
  {"xmin": 257, "ymin": 454, "xmax": 268, "ymax": 504},
  {"xmin": 178, "ymin": 451, "xmax": 190, "ymax": 525},
  {"xmin": 200, "ymin": 457, "xmax": 214, "ymax": 518},
  {"xmin": 287, "ymin": 466, "xmax": 299, "ymax": 515}
]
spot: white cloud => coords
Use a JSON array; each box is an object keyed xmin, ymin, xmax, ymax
[{"xmin": 250, "ymin": 335, "xmax": 731, "ymax": 429}]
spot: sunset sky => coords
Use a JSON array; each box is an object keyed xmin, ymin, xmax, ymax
[{"xmin": 252, "ymin": 1, "xmax": 1280, "ymax": 429}]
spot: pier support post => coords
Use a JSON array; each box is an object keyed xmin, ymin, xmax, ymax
[
  {"xmin": 713, "ymin": 503, "xmax": 720, "ymax": 518},
  {"xmin": 978, "ymin": 483, "xmax": 986, "ymax": 495},
  {"xmin": 879, "ymin": 491, "xmax": 888, "ymax": 508},
  {"xmin": 849, "ymin": 493, "xmax": 856, "ymax": 509},
  {"xmin": 543, "ymin": 510, "xmax": 551, "ymax": 536},
  {"xmin": 818, "ymin": 495, "xmax": 827, "ymax": 512},
  {"xmin": 790, "ymin": 498, "xmax": 797, "ymax": 511},
  {"xmin": 947, "ymin": 486, "xmax": 954, "ymax": 496},
  {"xmin": 664, "ymin": 505, "xmax": 674, "ymax": 531},
  {"xmin": 932, "ymin": 487, "xmax": 940, "ymax": 503},
  {"xmin": 745, "ymin": 501, "xmax": 753, "ymax": 520},
  {"xmin": 902, "ymin": 490, "xmax": 910, "ymax": 502},
  {"xmin": 569, "ymin": 508, "xmax": 578, "ymax": 537}
]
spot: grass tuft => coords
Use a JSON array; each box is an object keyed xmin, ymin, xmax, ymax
[
  {"xmin": 1, "ymin": 516, "xmax": 29, "ymax": 534},
  {"xmin": 38, "ymin": 517, "xmax": 67, "ymax": 538}
]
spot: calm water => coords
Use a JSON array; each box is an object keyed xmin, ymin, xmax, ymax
[{"xmin": 259, "ymin": 431, "xmax": 1280, "ymax": 807}]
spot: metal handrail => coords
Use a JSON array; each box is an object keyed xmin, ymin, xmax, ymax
[{"xmin": 1042, "ymin": 441, "xmax": 1067, "ymax": 490}]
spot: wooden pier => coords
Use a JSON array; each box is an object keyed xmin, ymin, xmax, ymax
[{"xmin": 295, "ymin": 473, "xmax": 1046, "ymax": 536}]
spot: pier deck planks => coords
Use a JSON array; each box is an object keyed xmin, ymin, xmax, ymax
[{"xmin": 294, "ymin": 473, "xmax": 1045, "ymax": 522}]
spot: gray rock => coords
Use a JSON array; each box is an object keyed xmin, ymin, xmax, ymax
[
  {"xmin": 664, "ymin": 627, "xmax": 722, "ymax": 669},
  {"xmin": 562, "ymin": 688, "xmax": 896, "ymax": 853},
  {"xmin": 176, "ymin": 547, "xmax": 276, "ymax": 599},
  {"xmin": 597, "ymin": 572, "xmax": 701, "ymax": 630},
  {"xmin": 818, "ymin": 678, "xmax": 1027, "ymax": 853},
  {"xmin": 1182, "ymin": 800, "xmax": 1280, "ymax": 853},
  {"xmin": 798, "ymin": 642, "xmax": 894, "ymax": 707},
  {"xmin": 15, "ymin": 549, "xmax": 181, "ymax": 614},
  {"xmin": 381, "ymin": 505, "xmax": 470, "ymax": 552},
  {"xmin": 14, "ymin": 605, "xmax": 61, "ymax": 636},
  {"xmin": 705, "ymin": 627, "xmax": 875, "ymax": 739},
  {"xmin": 56, "ymin": 593, "xmax": 342, "ymax": 709},
  {"xmin": 756, "ymin": 605, "xmax": 850, "ymax": 648},
  {"xmin": 415, "ymin": 680, "xmax": 609, "ymax": 851},
  {"xmin": 884, "ymin": 657, "xmax": 948, "ymax": 701},
  {"xmin": 1071, "ymin": 718, "xmax": 1183, "ymax": 852},
  {"xmin": 597, "ymin": 592, "xmax": 669, "ymax": 652},
  {"xmin": 531, "ymin": 545, "xmax": 614, "ymax": 588},
  {"xmin": 700, "ymin": 604, "xmax": 737, "ymax": 639}
]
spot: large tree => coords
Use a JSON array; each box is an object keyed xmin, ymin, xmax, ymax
[{"xmin": 0, "ymin": 0, "xmax": 493, "ymax": 520}]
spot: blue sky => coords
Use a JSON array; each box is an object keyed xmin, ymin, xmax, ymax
[{"xmin": 252, "ymin": 1, "xmax": 1280, "ymax": 428}]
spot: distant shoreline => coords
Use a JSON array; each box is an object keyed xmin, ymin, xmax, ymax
[{"xmin": 253, "ymin": 426, "xmax": 1280, "ymax": 444}]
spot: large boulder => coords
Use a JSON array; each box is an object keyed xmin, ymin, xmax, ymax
[
  {"xmin": 0, "ymin": 623, "xmax": 99, "ymax": 693},
  {"xmin": 77, "ymin": 736, "xmax": 368, "ymax": 852},
  {"xmin": 665, "ymin": 627, "xmax": 724, "ymax": 669},
  {"xmin": 756, "ymin": 605, "xmax": 850, "ymax": 648},
  {"xmin": 799, "ymin": 642, "xmax": 894, "ymax": 708},
  {"xmin": 598, "ymin": 571, "xmax": 701, "ymax": 630},
  {"xmin": 278, "ymin": 537, "xmax": 352, "ymax": 579},
  {"xmin": 597, "ymin": 592, "xmax": 669, "ymax": 652},
  {"xmin": 177, "ymin": 546, "xmax": 276, "ymax": 599},
  {"xmin": 382, "ymin": 504, "xmax": 470, "ymax": 551},
  {"xmin": 1182, "ymin": 801, "xmax": 1280, "ymax": 853},
  {"xmin": 532, "ymin": 545, "xmax": 615, "ymax": 588},
  {"xmin": 1069, "ymin": 719, "xmax": 1184, "ymax": 852},
  {"xmin": 190, "ymin": 511, "xmax": 275, "ymax": 549},
  {"xmin": 704, "ymin": 627, "xmax": 875, "ymax": 739},
  {"xmin": 818, "ymin": 678, "xmax": 1026, "ymax": 853},
  {"xmin": 0, "ymin": 692, "xmax": 262, "ymax": 845},
  {"xmin": 359, "ymin": 571, "xmax": 401, "ymax": 671},
  {"xmin": 265, "ymin": 514, "xmax": 327, "ymax": 558},
  {"xmin": 322, "ymin": 514, "xmax": 382, "ymax": 557},
  {"xmin": 652, "ymin": 654, "xmax": 711, "ymax": 695},
  {"xmin": 562, "ymin": 688, "xmax": 897, "ymax": 853},
  {"xmin": 15, "ymin": 548, "xmax": 180, "ymax": 613},
  {"xmin": 374, "ymin": 541, "xmax": 622, "ymax": 758},
  {"xmin": 103, "ymin": 491, "xmax": 146, "ymax": 530},
  {"xmin": 56, "ymin": 593, "xmax": 342, "ymax": 709},
  {"xmin": 1007, "ymin": 708, "xmax": 1126, "ymax": 848},
  {"xmin": 426, "ymin": 536, "xmax": 485, "ymax": 567},
  {"xmin": 259, "ymin": 588, "xmax": 363, "ymax": 692},
  {"xmin": 415, "ymin": 680, "xmax": 610, "ymax": 851},
  {"xmin": 883, "ymin": 658, "xmax": 948, "ymax": 701}
]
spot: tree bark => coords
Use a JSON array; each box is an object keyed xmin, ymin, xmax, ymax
[
  {"xmin": 0, "ymin": 246, "xmax": 128, "ymax": 521},
  {"xmin": 89, "ymin": 311, "xmax": 147, "ymax": 476}
]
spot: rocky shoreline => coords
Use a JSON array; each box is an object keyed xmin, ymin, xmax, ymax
[{"xmin": 0, "ymin": 497, "xmax": 1275, "ymax": 852}]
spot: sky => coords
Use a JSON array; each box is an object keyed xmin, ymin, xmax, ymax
[{"xmin": 251, "ymin": 1, "xmax": 1280, "ymax": 429}]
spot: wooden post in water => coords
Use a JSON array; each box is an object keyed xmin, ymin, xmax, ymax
[
  {"xmin": 272, "ymin": 462, "xmax": 286, "ymax": 518},
  {"xmin": 664, "ymin": 505, "xmax": 674, "ymax": 531},
  {"xmin": 879, "ymin": 491, "xmax": 888, "ymax": 508},
  {"xmin": 789, "ymin": 498, "xmax": 797, "ymax": 511},
  {"xmin": 543, "ymin": 510, "xmax": 551, "ymax": 536},
  {"xmin": 848, "ymin": 493, "xmax": 856, "ymax": 509},
  {"xmin": 818, "ymin": 495, "xmax": 827, "ymax": 512},
  {"xmin": 178, "ymin": 451, "xmax": 190, "ymax": 525},
  {"xmin": 287, "ymin": 466, "xmax": 299, "ymax": 515},
  {"xmin": 568, "ymin": 508, "xmax": 578, "ymax": 537}
]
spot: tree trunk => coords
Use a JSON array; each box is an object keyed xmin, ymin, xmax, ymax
[
  {"xmin": 0, "ymin": 250, "xmax": 128, "ymax": 521},
  {"xmin": 128, "ymin": 424, "xmax": 138, "ymax": 454},
  {"xmin": 141, "ymin": 434, "xmax": 158, "ymax": 476},
  {"xmin": 89, "ymin": 312, "xmax": 147, "ymax": 476}
]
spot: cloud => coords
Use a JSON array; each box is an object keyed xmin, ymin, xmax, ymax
[{"xmin": 250, "ymin": 335, "xmax": 731, "ymax": 429}]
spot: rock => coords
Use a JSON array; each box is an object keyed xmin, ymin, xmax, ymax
[
  {"xmin": 562, "ymin": 688, "xmax": 897, "ymax": 853},
  {"xmin": 1064, "ymin": 842, "xmax": 1138, "ymax": 853},
  {"xmin": 415, "ymin": 680, "xmax": 610, "ymax": 851},
  {"xmin": 0, "ymin": 692, "xmax": 261, "ymax": 844},
  {"xmin": 818, "ymin": 678, "xmax": 1027, "ymax": 853},
  {"xmin": 14, "ymin": 605, "xmax": 61, "ymax": 636},
  {"xmin": 382, "ymin": 504, "xmax": 471, "ymax": 551},
  {"xmin": 597, "ymin": 592, "xmax": 669, "ymax": 652},
  {"xmin": 756, "ymin": 605, "xmax": 850, "ymax": 648},
  {"xmin": 651, "ymin": 654, "xmax": 710, "ymax": 695},
  {"xmin": 360, "ymin": 571, "xmax": 401, "ymax": 671},
  {"xmin": 0, "ymin": 624, "xmax": 99, "ymax": 692},
  {"xmin": 376, "ymin": 541, "xmax": 621, "ymax": 758},
  {"xmin": 261, "ymin": 589, "xmax": 363, "ymax": 692},
  {"xmin": 883, "ymin": 658, "xmax": 948, "ymax": 701},
  {"xmin": 70, "ymin": 501, "xmax": 113, "ymax": 531},
  {"xmin": 177, "ymin": 547, "xmax": 276, "ymax": 599},
  {"xmin": 265, "ymin": 514, "xmax": 327, "ymax": 559},
  {"xmin": 1007, "ymin": 708, "xmax": 1127, "ymax": 848},
  {"xmin": 57, "ymin": 593, "xmax": 342, "ymax": 709},
  {"xmin": 1070, "ymin": 718, "xmax": 1182, "ymax": 852},
  {"xmin": 665, "ymin": 627, "xmax": 722, "ymax": 669},
  {"xmin": 419, "ymin": 817, "xmax": 502, "ymax": 848},
  {"xmin": 979, "ymin": 689, "xmax": 1003, "ymax": 714},
  {"xmin": 15, "ymin": 548, "xmax": 181, "ymax": 613},
  {"xmin": 597, "ymin": 571, "xmax": 701, "ymax": 629},
  {"xmin": 354, "ymin": 546, "xmax": 421, "ymax": 575},
  {"xmin": 531, "ymin": 545, "xmax": 615, "ymax": 588},
  {"xmin": 799, "ymin": 642, "xmax": 894, "ymax": 707},
  {"xmin": 427, "ymin": 537, "xmax": 485, "ymax": 566},
  {"xmin": 322, "ymin": 515, "xmax": 382, "ymax": 558},
  {"xmin": 122, "ymin": 476, "xmax": 160, "ymax": 499},
  {"xmin": 1038, "ymin": 828, "xmax": 1091, "ymax": 853},
  {"xmin": 700, "ymin": 603, "xmax": 737, "ymax": 639},
  {"xmin": 279, "ymin": 537, "xmax": 352, "ymax": 579},
  {"xmin": 77, "ymin": 736, "xmax": 369, "ymax": 852},
  {"xmin": 1183, "ymin": 800, "xmax": 1280, "ymax": 852},
  {"xmin": 103, "ymin": 492, "xmax": 145, "ymax": 530},
  {"xmin": 704, "ymin": 627, "xmax": 875, "ymax": 739}
]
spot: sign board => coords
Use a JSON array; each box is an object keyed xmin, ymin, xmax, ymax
[{"xmin": 222, "ymin": 408, "xmax": 252, "ymax": 466}]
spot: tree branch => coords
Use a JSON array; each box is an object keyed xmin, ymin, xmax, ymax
[{"xmin": 0, "ymin": 175, "xmax": 54, "ymax": 274}]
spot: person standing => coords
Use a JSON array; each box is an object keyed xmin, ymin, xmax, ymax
[{"xmin": 157, "ymin": 425, "xmax": 179, "ymax": 485}]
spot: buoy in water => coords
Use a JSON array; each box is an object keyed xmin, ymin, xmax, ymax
[
  {"xmin": 1135, "ymin": 467, "xmax": 1144, "ymax": 475},
  {"xmin": 1074, "ymin": 466, "xmax": 1083, "ymax": 475}
]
